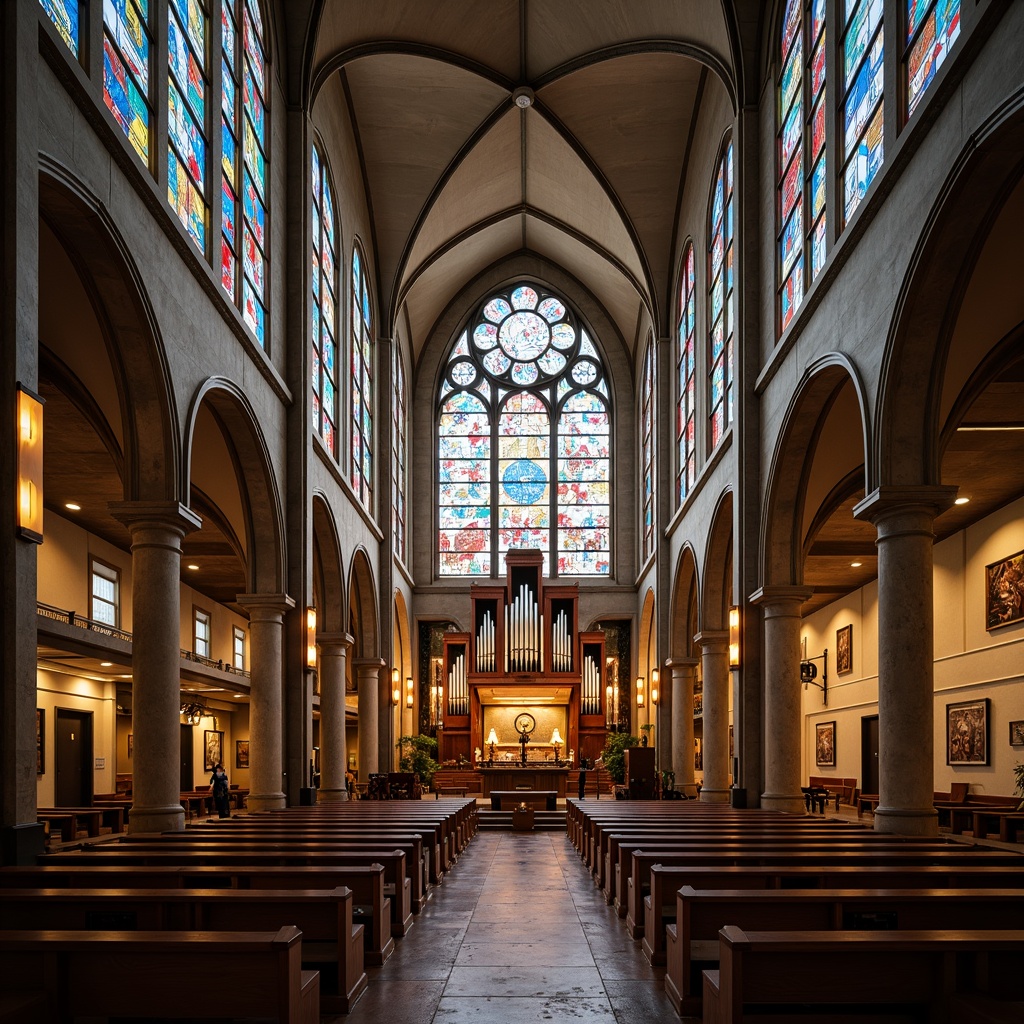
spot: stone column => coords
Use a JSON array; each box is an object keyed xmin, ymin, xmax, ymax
[
  {"xmin": 239, "ymin": 593, "xmax": 295, "ymax": 811},
  {"xmin": 694, "ymin": 631, "xmax": 730, "ymax": 803},
  {"xmin": 855, "ymin": 486, "xmax": 956, "ymax": 836},
  {"xmin": 111, "ymin": 502, "xmax": 202, "ymax": 833},
  {"xmin": 750, "ymin": 586, "xmax": 812, "ymax": 814},
  {"xmin": 669, "ymin": 658, "xmax": 697, "ymax": 793},
  {"xmin": 355, "ymin": 659, "xmax": 383, "ymax": 778},
  {"xmin": 317, "ymin": 632, "xmax": 352, "ymax": 803}
]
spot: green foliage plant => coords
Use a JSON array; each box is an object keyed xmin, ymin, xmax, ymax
[
  {"xmin": 1014, "ymin": 762, "xmax": 1024, "ymax": 800},
  {"xmin": 601, "ymin": 731, "xmax": 640, "ymax": 784},
  {"xmin": 396, "ymin": 734, "xmax": 439, "ymax": 787}
]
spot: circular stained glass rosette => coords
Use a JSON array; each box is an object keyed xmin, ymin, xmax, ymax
[{"xmin": 502, "ymin": 459, "xmax": 547, "ymax": 504}]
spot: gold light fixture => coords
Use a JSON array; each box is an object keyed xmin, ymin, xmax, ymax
[
  {"xmin": 406, "ymin": 676, "xmax": 414, "ymax": 709},
  {"xmin": 487, "ymin": 727, "xmax": 498, "ymax": 762},
  {"xmin": 636, "ymin": 676, "xmax": 645, "ymax": 707},
  {"xmin": 391, "ymin": 668, "xmax": 401, "ymax": 706},
  {"xmin": 729, "ymin": 606, "xmax": 741, "ymax": 668},
  {"xmin": 650, "ymin": 669, "xmax": 659, "ymax": 705},
  {"xmin": 17, "ymin": 384, "xmax": 44, "ymax": 542},
  {"xmin": 551, "ymin": 727, "xmax": 563, "ymax": 763},
  {"xmin": 305, "ymin": 607, "xmax": 317, "ymax": 667}
]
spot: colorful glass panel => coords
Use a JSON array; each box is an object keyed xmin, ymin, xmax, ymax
[
  {"xmin": 220, "ymin": 236, "xmax": 235, "ymax": 296},
  {"xmin": 41, "ymin": 0, "xmax": 80, "ymax": 56},
  {"xmin": 709, "ymin": 142, "xmax": 733, "ymax": 446},
  {"xmin": 907, "ymin": 0, "xmax": 960, "ymax": 116},
  {"xmin": 312, "ymin": 144, "xmax": 338, "ymax": 456},
  {"xmin": 641, "ymin": 342, "xmax": 655, "ymax": 560},
  {"xmin": 780, "ymin": 32, "xmax": 802, "ymax": 118},
  {"xmin": 844, "ymin": 31, "xmax": 884, "ymax": 157},
  {"xmin": 780, "ymin": 256, "xmax": 804, "ymax": 332},
  {"xmin": 168, "ymin": 81, "xmax": 206, "ymax": 192},
  {"xmin": 243, "ymin": 277, "xmax": 265, "ymax": 346},
  {"xmin": 168, "ymin": 148, "xmax": 206, "ymax": 251},
  {"xmin": 780, "ymin": 94, "xmax": 802, "ymax": 169},
  {"xmin": 222, "ymin": 58, "xmax": 237, "ymax": 132},
  {"xmin": 393, "ymin": 353, "xmax": 408, "ymax": 562},
  {"xmin": 103, "ymin": 37, "xmax": 149, "ymax": 160},
  {"xmin": 676, "ymin": 245, "xmax": 696, "ymax": 503},
  {"xmin": 844, "ymin": 103, "xmax": 884, "ymax": 221},
  {"xmin": 351, "ymin": 244, "xmax": 374, "ymax": 507},
  {"xmin": 168, "ymin": 7, "xmax": 205, "ymax": 122},
  {"xmin": 844, "ymin": 0, "xmax": 883, "ymax": 86},
  {"xmin": 105, "ymin": 0, "xmax": 149, "ymax": 85}
]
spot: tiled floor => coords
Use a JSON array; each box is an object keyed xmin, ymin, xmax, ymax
[{"xmin": 339, "ymin": 829, "xmax": 690, "ymax": 1023}]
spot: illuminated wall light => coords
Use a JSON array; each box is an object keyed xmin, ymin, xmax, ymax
[
  {"xmin": 850, "ymin": 561, "xmax": 862, "ymax": 567},
  {"xmin": 954, "ymin": 496, "xmax": 970, "ymax": 505},
  {"xmin": 635, "ymin": 676, "xmax": 645, "ymax": 707},
  {"xmin": 650, "ymin": 669, "xmax": 659, "ymax": 705},
  {"xmin": 729, "ymin": 605, "xmax": 741, "ymax": 668},
  {"xmin": 17, "ymin": 384, "xmax": 44, "ymax": 542},
  {"xmin": 65, "ymin": 502, "xmax": 81, "ymax": 511},
  {"xmin": 405, "ymin": 676, "xmax": 414, "ymax": 709},
  {"xmin": 306, "ymin": 607, "xmax": 317, "ymax": 667}
]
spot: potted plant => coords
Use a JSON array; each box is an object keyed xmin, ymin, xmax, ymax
[
  {"xmin": 601, "ymin": 732, "xmax": 640, "ymax": 785},
  {"xmin": 395, "ymin": 734, "xmax": 439, "ymax": 790}
]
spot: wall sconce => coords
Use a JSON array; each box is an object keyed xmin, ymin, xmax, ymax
[
  {"xmin": 180, "ymin": 701, "xmax": 205, "ymax": 725},
  {"xmin": 801, "ymin": 647, "xmax": 829, "ymax": 706},
  {"xmin": 405, "ymin": 676, "xmax": 414, "ymax": 709},
  {"xmin": 729, "ymin": 606, "xmax": 741, "ymax": 668},
  {"xmin": 305, "ymin": 607, "xmax": 317, "ymax": 667},
  {"xmin": 487, "ymin": 727, "xmax": 498, "ymax": 763},
  {"xmin": 650, "ymin": 669, "xmax": 659, "ymax": 705},
  {"xmin": 391, "ymin": 668, "xmax": 401, "ymax": 706},
  {"xmin": 17, "ymin": 384, "xmax": 44, "ymax": 543},
  {"xmin": 636, "ymin": 676, "xmax": 645, "ymax": 707}
]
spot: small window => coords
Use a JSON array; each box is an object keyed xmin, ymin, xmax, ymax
[
  {"xmin": 194, "ymin": 607, "xmax": 212, "ymax": 659},
  {"xmin": 90, "ymin": 560, "xmax": 119, "ymax": 627},
  {"xmin": 232, "ymin": 625, "xmax": 246, "ymax": 670}
]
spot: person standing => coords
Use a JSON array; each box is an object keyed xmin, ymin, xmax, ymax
[
  {"xmin": 210, "ymin": 762, "xmax": 231, "ymax": 818},
  {"xmin": 578, "ymin": 758, "xmax": 588, "ymax": 799}
]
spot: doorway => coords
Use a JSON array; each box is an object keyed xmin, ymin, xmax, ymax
[
  {"xmin": 55, "ymin": 708, "xmax": 94, "ymax": 807},
  {"xmin": 861, "ymin": 714, "xmax": 879, "ymax": 794},
  {"xmin": 181, "ymin": 725, "xmax": 194, "ymax": 791}
]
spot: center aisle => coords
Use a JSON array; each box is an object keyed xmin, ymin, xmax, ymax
[{"xmin": 340, "ymin": 829, "xmax": 687, "ymax": 1023}]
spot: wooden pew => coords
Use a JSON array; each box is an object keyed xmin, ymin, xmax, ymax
[
  {"xmin": 0, "ymin": 861, "xmax": 395, "ymax": 966},
  {"xmin": 0, "ymin": 886, "xmax": 366, "ymax": 1014},
  {"xmin": 703, "ymin": 926, "xmax": 1024, "ymax": 1024},
  {"xmin": 0, "ymin": 925, "xmax": 319, "ymax": 1024},
  {"xmin": 37, "ymin": 807, "xmax": 116, "ymax": 838},
  {"xmin": 666, "ymin": 886, "xmax": 1024, "ymax": 1016},
  {"xmin": 41, "ymin": 844, "xmax": 414, "ymax": 938}
]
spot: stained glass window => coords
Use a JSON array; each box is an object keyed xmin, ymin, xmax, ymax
[
  {"xmin": 311, "ymin": 143, "xmax": 338, "ymax": 456},
  {"xmin": 708, "ymin": 140, "xmax": 734, "ymax": 452},
  {"xmin": 351, "ymin": 244, "xmax": 374, "ymax": 511},
  {"xmin": 641, "ymin": 341, "xmax": 655, "ymax": 561},
  {"xmin": 40, "ymin": 0, "xmax": 80, "ymax": 56},
  {"xmin": 222, "ymin": 0, "xmax": 268, "ymax": 347},
  {"xmin": 777, "ymin": 0, "xmax": 827, "ymax": 334},
  {"xmin": 676, "ymin": 243, "xmax": 696, "ymax": 504},
  {"xmin": 167, "ymin": 0, "xmax": 208, "ymax": 254},
  {"xmin": 393, "ymin": 350, "xmax": 408, "ymax": 563},
  {"xmin": 103, "ymin": 0, "xmax": 152, "ymax": 163},
  {"xmin": 906, "ymin": 0, "xmax": 960, "ymax": 117},
  {"xmin": 438, "ymin": 283, "xmax": 611, "ymax": 577},
  {"xmin": 842, "ymin": 0, "xmax": 884, "ymax": 224}
]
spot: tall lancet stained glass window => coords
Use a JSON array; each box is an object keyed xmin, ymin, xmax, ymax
[
  {"xmin": 708, "ymin": 140, "xmax": 735, "ymax": 451},
  {"xmin": 103, "ymin": 0, "xmax": 152, "ymax": 163},
  {"xmin": 393, "ymin": 351, "xmax": 408, "ymax": 563},
  {"xmin": 351, "ymin": 244, "xmax": 374, "ymax": 511},
  {"xmin": 841, "ymin": 0, "xmax": 884, "ymax": 224},
  {"xmin": 438, "ymin": 283, "xmax": 611, "ymax": 578},
  {"xmin": 676, "ymin": 243, "xmax": 696, "ymax": 504},
  {"xmin": 311, "ymin": 144, "xmax": 338, "ymax": 456},
  {"xmin": 40, "ymin": 0, "xmax": 80, "ymax": 57},
  {"xmin": 905, "ymin": 0, "xmax": 960, "ymax": 118},
  {"xmin": 640, "ymin": 340, "xmax": 655, "ymax": 561}
]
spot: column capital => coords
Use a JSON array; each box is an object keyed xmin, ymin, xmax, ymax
[
  {"xmin": 693, "ymin": 629, "xmax": 729, "ymax": 652},
  {"xmin": 853, "ymin": 485, "xmax": 958, "ymax": 525},
  {"xmin": 352, "ymin": 657, "xmax": 386, "ymax": 670},
  {"xmin": 665, "ymin": 656, "xmax": 699, "ymax": 670},
  {"xmin": 317, "ymin": 631, "xmax": 354, "ymax": 655},
  {"xmin": 237, "ymin": 593, "xmax": 296, "ymax": 621},
  {"xmin": 109, "ymin": 500, "xmax": 202, "ymax": 538},
  {"xmin": 749, "ymin": 584, "xmax": 813, "ymax": 608}
]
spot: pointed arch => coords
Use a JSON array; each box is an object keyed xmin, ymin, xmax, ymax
[
  {"xmin": 348, "ymin": 547, "xmax": 379, "ymax": 658},
  {"xmin": 311, "ymin": 492, "xmax": 346, "ymax": 633},
  {"xmin": 702, "ymin": 489, "xmax": 735, "ymax": 631},
  {"xmin": 670, "ymin": 544, "xmax": 700, "ymax": 659}
]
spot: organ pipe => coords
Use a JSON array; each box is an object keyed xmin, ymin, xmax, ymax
[
  {"xmin": 476, "ymin": 610, "xmax": 496, "ymax": 672},
  {"xmin": 582, "ymin": 654, "xmax": 601, "ymax": 715},
  {"xmin": 505, "ymin": 583, "xmax": 541, "ymax": 672},
  {"xmin": 447, "ymin": 653, "xmax": 468, "ymax": 715}
]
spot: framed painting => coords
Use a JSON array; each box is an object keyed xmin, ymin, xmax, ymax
[
  {"xmin": 946, "ymin": 698, "xmax": 989, "ymax": 765},
  {"xmin": 815, "ymin": 720, "xmax": 836, "ymax": 767},
  {"xmin": 204, "ymin": 729, "xmax": 224, "ymax": 771},
  {"xmin": 36, "ymin": 709, "xmax": 45, "ymax": 774},
  {"xmin": 986, "ymin": 548, "xmax": 1024, "ymax": 630},
  {"xmin": 236, "ymin": 739, "xmax": 250, "ymax": 769},
  {"xmin": 1010, "ymin": 721, "xmax": 1024, "ymax": 746},
  {"xmin": 836, "ymin": 624, "xmax": 852, "ymax": 675}
]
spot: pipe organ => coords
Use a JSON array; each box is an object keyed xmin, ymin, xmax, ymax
[{"xmin": 440, "ymin": 549, "xmax": 606, "ymax": 765}]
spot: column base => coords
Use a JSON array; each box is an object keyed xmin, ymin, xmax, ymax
[
  {"xmin": 873, "ymin": 805, "xmax": 939, "ymax": 836},
  {"xmin": 247, "ymin": 792, "xmax": 287, "ymax": 812},
  {"xmin": 760, "ymin": 792, "xmax": 808, "ymax": 814},
  {"xmin": 699, "ymin": 787, "xmax": 732, "ymax": 804},
  {"xmin": 318, "ymin": 788, "xmax": 350, "ymax": 803},
  {"xmin": 1, "ymin": 822, "xmax": 46, "ymax": 865},
  {"xmin": 127, "ymin": 806, "xmax": 186, "ymax": 834}
]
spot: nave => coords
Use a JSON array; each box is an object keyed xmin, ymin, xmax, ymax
[{"xmin": 344, "ymin": 830, "xmax": 678, "ymax": 1024}]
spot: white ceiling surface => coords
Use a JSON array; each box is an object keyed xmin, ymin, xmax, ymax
[{"xmin": 311, "ymin": 1, "xmax": 732, "ymax": 359}]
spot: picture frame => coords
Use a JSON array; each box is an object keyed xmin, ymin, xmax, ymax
[
  {"xmin": 836, "ymin": 624, "xmax": 853, "ymax": 675},
  {"xmin": 946, "ymin": 698, "xmax": 989, "ymax": 765},
  {"xmin": 815, "ymin": 720, "xmax": 836, "ymax": 767},
  {"xmin": 36, "ymin": 708, "xmax": 45, "ymax": 775},
  {"xmin": 985, "ymin": 548, "xmax": 1024, "ymax": 630},
  {"xmin": 204, "ymin": 729, "xmax": 224, "ymax": 772},
  {"xmin": 1010, "ymin": 721, "xmax": 1024, "ymax": 746},
  {"xmin": 235, "ymin": 739, "xmax": 249, "ymax": 769}
]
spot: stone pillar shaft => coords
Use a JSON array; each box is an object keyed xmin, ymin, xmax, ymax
[
  {"xmin": 355, "ymin": 660, "xmax": 382, "ymax": 777},
  {"xmin": 670, "ymin": 659, "xmax": 697, "ymax": 791},
  {"xmin": 318, "ymin": 633, "xmax": 352, "ymax": 802},
  {"xmin": 695, "ymin": 631, "xmax": 730, "ymax": 803}
]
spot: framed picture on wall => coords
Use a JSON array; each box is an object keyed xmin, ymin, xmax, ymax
[
  {"xmin": 836, "ymin": 624, "xmax": 853, "ymax": 675},
  {"xmin": 204, "ymin": 730, "xmax": 224, "ymax": 772},
  {"xmin": 985, "ymin": 548, "xmax": 1024, "ymax": 630},
  {"xmin": 236, "ymin": 739, "xmax": 249, "ymax": 768},
  {"xmin": 946, "ymin": 698, "xmax": 989, "ymax": 765},
  {"xmin": 1010, "ymin": 721, "xmax": 1024, "ymax": 746},
  {"xmin": 36, "ymin": 708, "xmax": 44, "ymax": 775},
  {"xmin": 815, "ymin": 720, "xmax": 836, "ymax": 767}
]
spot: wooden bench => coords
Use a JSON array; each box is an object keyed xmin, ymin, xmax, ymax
[
  {"xmin": 0, "ymin": 860, "xmax": 396, "ymax": 967},
  {"xmin": 435, "ymin": 786, "xmax": 469, "ymax": 798},
  {"xmin": 666, "ymin": 886, "xmax": 1024, "ymax": 1016},
  {"xmin": 0, "ymin": 925, "xmax": 319, "ymax": 1023},
  {"xmin": 0, "ymin": 886, "xmax": 366, "ymax": 1014},
  {"xmin": 703, "ymin": 926, "xmax": 1024, "ymax": 1024},
  {"xmin": 807, "ymin": 775, "xmax": 859, "ymax": 809},
  {"xmin": 490, "ymin": 789, "xmax": 557, "ymax": 810}
]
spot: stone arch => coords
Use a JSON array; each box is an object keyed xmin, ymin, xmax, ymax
[
  {"xmin": 38, "ymin": 161, "xmax": 179, "ymax": 503},
  {"xmin": 393, "ymin": 590, "xmax": 412, "ymax": 680},
  {"xmin": 702, "ymin": 489, "xmax": 735, "ymax": 629},
  {"xmin": 637, "ymin": 587, "xmax": 656, "ymax": 729},
  {"xmin": 183, "ymin": 378, "xmax": 287, "ymax": 596},
  {"xmin": 312, "ymin": 492, "xmax": 346, "ymax": 634},
  {"xmin": 348, "ymin": 547, "xmax": 379, "ymax": 659},
  {"xmin": 876, "ymin": 93, "xmax": 1024, "ymax": 490},
  {"xmin": 669, "ymin": 545, "xmax": 700, "ymax": 659}
]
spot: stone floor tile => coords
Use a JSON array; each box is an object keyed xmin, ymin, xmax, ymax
[
  {"xmin": 443, "ymin": 965, "xmax": 606, "ymax": 997},
  {"xmin": 433, "ymin": 996, "xmax": 616, "ymax": 1022}
]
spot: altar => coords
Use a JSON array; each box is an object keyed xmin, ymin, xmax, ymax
[{"xmin": 478, "ymin": 765, "xmax": 570, "ymax": 798}]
